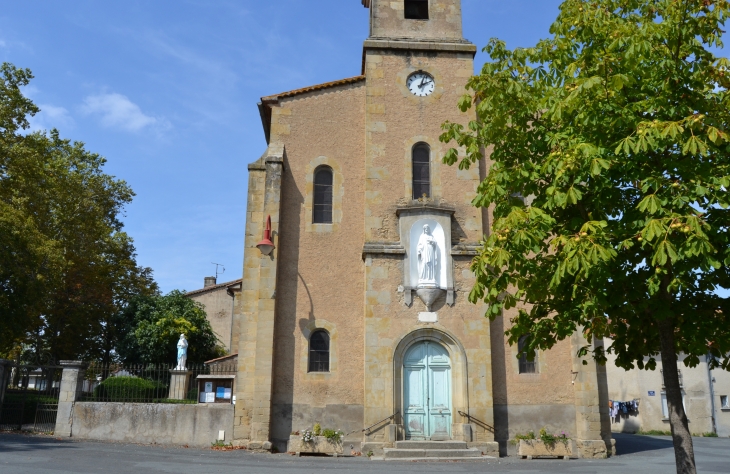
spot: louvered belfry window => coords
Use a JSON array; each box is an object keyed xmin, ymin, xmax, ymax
[
  {"xmin": 309, "ymin": 330, "xmax": 330, "ymax": 372},
  {"xmin": 313, "ymin": 166, "xmax": 333, "ymax": 224},
  {"xmin": 412, "ymin": 143, "xmax": 431, "ymax": 199},
  {"xmin": 405, "ymin": 0, "xmax": 429, "ymax": 20},
  {"xmin": 518, "ymin": 335, "xmax": 537, "ymax": 374}
]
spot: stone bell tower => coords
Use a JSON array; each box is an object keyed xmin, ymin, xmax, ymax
[
  {"xmin": 364, "ymin": 0, "xmax": 466, "ymax": 41},
  {"xmin": 360, "ymin": 0, "xmax": 495, "ymax": 453},
  {"xmin": 360, "ymin": 0, "xmax": 478, "ymax": 244}
]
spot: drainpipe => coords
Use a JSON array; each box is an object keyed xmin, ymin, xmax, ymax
[{"xmin": 707, "ymin": 353, "xmax": 717, "ymax": 435}]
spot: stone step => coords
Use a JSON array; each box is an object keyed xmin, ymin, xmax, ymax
[
  {"xmin": 394, "ymin": 440, "xmax": 468, "ymax": 450},
  {"xmin": 383, "ymin": 448, "xmax": 481, "ymax": 459}
]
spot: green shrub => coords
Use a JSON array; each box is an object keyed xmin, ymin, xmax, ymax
[
  {"xmin": 322, "ymin": 428, "xmax": 344, "ymax": 443},
  {"xmin": 93, "ymin": 376, "xmax": 165, "ymax": 402},
  {"xmin": 637, "ymin": 429, "xmax": 672, "ymax": 436}
]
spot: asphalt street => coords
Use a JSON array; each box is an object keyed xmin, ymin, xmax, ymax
[{"xmin": 1, "ymin": 432, "xmax": 729, "ymax": 473}]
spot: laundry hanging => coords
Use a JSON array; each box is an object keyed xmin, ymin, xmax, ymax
[{"xmin": 609, "ymin": 399, "xmax": 639, "ymax": 418}]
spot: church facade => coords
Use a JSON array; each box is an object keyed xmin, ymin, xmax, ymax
[{"xmin": 231, "ymin": 0, "xmax": 613, "ymax": 457}]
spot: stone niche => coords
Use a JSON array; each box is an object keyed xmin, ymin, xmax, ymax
[{"xmin": 397, "ymin": 203, "xmax": 455, "ymax": 311}]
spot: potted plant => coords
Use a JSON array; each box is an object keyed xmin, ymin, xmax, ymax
[
  {"xmin": 288, "ymin": 423, "xmax": 345, "ymax": 456},
  {"xmin": 516, "ymin": 428, "xmax": 573, "ymax": 459}
]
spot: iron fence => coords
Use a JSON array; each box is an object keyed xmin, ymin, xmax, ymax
[
  {"xmin": 33, "ymin": 403, "xmax": 58, "ymax": 434},
  {"xmin": 0, "ymin": 364, "xmax": 62, "ymax": 432},
  {"xmin": 0, "ymin": 402, "xmax": 25, "ymax": 431},
  {"xmin": 79, "ymin": 362, "xmax": 237, "ymax": 404}
]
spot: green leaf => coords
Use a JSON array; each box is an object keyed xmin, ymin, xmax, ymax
[
  {"xmin": 637, "ymin": 195, "xmax": 661, "ymax": 214},
  {"xmin": 590, "ymin": 158, "xmax": 610, "ymax": 175}
]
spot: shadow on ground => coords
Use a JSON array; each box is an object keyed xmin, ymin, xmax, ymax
[
  {"xmin": 0, "ymin": 432, "xmax": 77, "ymax": 453},
  {"xmin": 614, "ymin": 432, "xmax": 673, "ymax": 455}
]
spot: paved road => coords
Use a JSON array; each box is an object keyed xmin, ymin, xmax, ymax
[{"xmin": 2, "ymin": 432, "xmax": 729, "ymax": 473}]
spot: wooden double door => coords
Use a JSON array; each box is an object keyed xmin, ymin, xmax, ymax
[{"xmin": 403, "ymin": 341, "xmax": 452, "ymax": 440}]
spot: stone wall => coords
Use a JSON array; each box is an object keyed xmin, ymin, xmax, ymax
[
  {"xmin": 188, "ymin": 284, "xmax": 237, "ymax": 352},
  {"xmin": 714, "ymin": 367, "xmax": 730, "ymax": 437},
  {"xmin": 267, "ymin": 82, "xmax": 367, "ymax": 451},
  {"xmin": 368, "ymin": 0, "xmax": 464, "ymax": 41},
  {"xmin": 605, "ymin": 349, "xmax": 721, "ymax": 436},
  {"xmin": 72, "ymin": 403, "xmax": 234, "ymax": 447}
]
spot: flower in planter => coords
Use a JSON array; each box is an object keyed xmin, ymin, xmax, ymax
[{"xmin": 301, "ymin": 429, "xmax": 314, "ymax": 443}]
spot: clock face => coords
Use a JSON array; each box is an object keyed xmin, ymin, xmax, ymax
[{"xmin": 407, "ymin": 72, "xmax": 435, "ymax": 97}]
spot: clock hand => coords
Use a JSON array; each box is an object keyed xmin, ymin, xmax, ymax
[{"xmin": 418, "ymin": 78, "xmax": 426, "ymax": 89}]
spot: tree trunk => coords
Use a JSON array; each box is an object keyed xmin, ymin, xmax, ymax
[{"xmin": 658, "ymin": 318, "xmax": 696, "ymax": 474}]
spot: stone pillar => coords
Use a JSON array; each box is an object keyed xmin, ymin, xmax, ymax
[
  {"xmin": 233, "ymin": 143, "xmax": 283, "ymax": 451},
  {"xmin": 168, "ymin": 370, "xmax": 192, "ymax": 400},
  {"xmin": 55, "ymin": 360, "xmax": 88, "ymax": 437},
  {"xmin": 570, "ymin": 333, "xmax": 614, "ymax": 458}
]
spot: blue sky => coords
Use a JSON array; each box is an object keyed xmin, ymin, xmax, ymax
[{"xmin": 0, "ymin": 1, "xmax": 587, "ymax": 292}]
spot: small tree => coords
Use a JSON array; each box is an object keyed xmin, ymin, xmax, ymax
[
  {"xmin": 115, "ymin": 290, "xmax": 224, "ymax": 366},
  {"xmin": 440, "ymin": 2, "xmax": 729, "ymax": 473}
]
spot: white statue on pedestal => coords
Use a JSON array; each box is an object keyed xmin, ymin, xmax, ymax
[
  {"xmin": 176, "ymin": 334, "xmax": 188, "ymax": 370},
  {"xmin": 417, "ymin": 224, "xmax": 439, "ymax": 287}
]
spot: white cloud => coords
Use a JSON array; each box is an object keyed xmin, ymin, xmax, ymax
[
  {"xmin": 27, "ymin": 104, "xmax": 75, "ymax": 133},
  {"xmin": 81, "ymin": 92, "xmax": 170, "ymax": 133},
  {"xmin": 41, "ymin": 104, "xmax": 74, "ymax": 127}
]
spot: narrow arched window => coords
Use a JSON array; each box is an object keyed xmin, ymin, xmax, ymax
[
  {"xmin": 313, "ymin": 166, "xmax": 333, "ymax": 224},
  {"xmin": 412, "ymin": 143, "xmax": 431, "ymax": 199},
  {"xmin": 518, "ymin": 335, "xmax": 537, "ymax": 374},
  {"xmin": 309, "ymin": 330, "xmax": 330, "ymax": 372}
]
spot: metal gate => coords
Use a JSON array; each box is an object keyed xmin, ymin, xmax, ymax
[{"xmin": 0, "ymin": 363, "xmax": 63, "ymax": 434}]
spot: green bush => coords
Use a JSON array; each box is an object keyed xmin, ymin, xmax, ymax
[
  {"xmin": 637, "ymin": 429, "xmax": 672, "ymax": 436},
  {"xmin": 93, "ymin": 376, "xmax": 165, "ymax": 402}
]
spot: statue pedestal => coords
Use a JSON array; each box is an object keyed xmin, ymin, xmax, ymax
[
  {"xmin": 416, "ymin": 287, "xmax": 444, "ymax": 311},
  {"xmin": 168, "ymin": 370, "xmax": 192, "ymax": 400}
]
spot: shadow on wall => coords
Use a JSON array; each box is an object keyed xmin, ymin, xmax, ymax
[
  {"xmin": 490, "ymin": 312, "xmax": 510, "ymax": 457},
  {"xmin": 270, "ymin": 153, "xmax": 305, "ymax": 452}
]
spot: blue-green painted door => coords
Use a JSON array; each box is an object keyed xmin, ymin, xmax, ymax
[{"xmin": 403, "ymin": 341, "xmax": 452, "ymax": 440}]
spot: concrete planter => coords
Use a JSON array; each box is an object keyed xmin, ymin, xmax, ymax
[
  {"xmin": 288, "ymin": 435, "xmax": 343, "ymax": 456},
  {"xmin": 518, "ymin": 439, "xmax": 573, "ymax": 459}
]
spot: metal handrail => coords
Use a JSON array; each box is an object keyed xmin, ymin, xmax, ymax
[
  {"xmin": 347, "ymin": 410, "xmax": 400, "ymax": 436},
  {"xmin": 458, "ymin": 410, "xmax": 495, "ymax": 433}
]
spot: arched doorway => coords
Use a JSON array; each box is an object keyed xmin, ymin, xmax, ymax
[{"xmin": 403, "ymin": 340, "xmax": 452, "ymax": 440}]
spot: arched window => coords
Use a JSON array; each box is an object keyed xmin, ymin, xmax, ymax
[
  {"xmin": 309, "ymin": 330, "xmax": 330, "ymax": 372},
  {"xmin": 313, "ymin": 166, "xmax": 333, "ymax": 224},
  {"xmin": 518, "ymin": 335, "xmax": 537, "ymax": 374},
  {"xmin": 412, "ymin": 143, "xmax": 430, "ymax": 199}
]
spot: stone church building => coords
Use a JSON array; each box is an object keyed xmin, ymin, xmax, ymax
[{"xmin": 228, "ymin": 0, "xmax": 613, "ymax": 457}]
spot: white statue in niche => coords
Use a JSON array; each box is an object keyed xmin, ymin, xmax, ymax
[
  {"xmin": 176, "ymin": 334, "xmax": 188, "ymax": 370},
  {"xmin": 417, "ymin": 224, "xmax": 439, "ymax": 287}
]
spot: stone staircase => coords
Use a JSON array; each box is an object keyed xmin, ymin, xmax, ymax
[{"xmin": 382, "ymin": 440, "xmax": 484, "ymax": 460}]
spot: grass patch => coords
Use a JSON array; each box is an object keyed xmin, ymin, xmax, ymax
[
  {"xmin": 152, "ymin": 398, "xmax": 197, "ymax": 404},
  {"xmin": 637, "ymin": 430, "xmax": 672, "ymax": 436}
]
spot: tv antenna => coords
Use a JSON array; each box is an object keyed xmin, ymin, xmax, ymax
[{"xmin": 212, "ymin": 262, "xmax": 225, "ymax": 281}]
